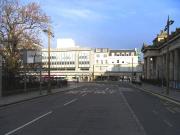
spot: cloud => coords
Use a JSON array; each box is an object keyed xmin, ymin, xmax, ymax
[{"xmin": 60, "ymin": 8, "xmax": 108, "ymax": 21}]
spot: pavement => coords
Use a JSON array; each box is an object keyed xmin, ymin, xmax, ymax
[
  {"xmin": 0, "ymin": 82, "xmax": 85, "ymax": 107},
  {"xmin": 130, "ymin": 82, "xmax": 180, "ymax": 105}
]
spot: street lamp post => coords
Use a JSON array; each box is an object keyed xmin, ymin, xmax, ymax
[
  {"xmin": 131, "ymin": 57, "xmax": 134, "ymax": 82},
  {"xmin": 43, "ymin": 25, "xmax": 54, "ymax": 94},
  {"xmin": 93, "ymin": 64, "xmax": 94, "ymax": 81},
  {"xmin": 164, "ymin": 16, "xmax": 174, "ymax": 95},
  {"xmin": 0, "ymin": 55, "xmax": 2, "ymax": 98}
]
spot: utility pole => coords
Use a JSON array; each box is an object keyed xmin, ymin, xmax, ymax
[
  {"xmin": 43, "ymin": 25, "xmax": 54, "ymax": 94},
  {"xmin": 93, "ymin": 64, "xmax": 94, "ymax": 81},
  {"xmin": 47, "ymin": 25, "xmax": 51, "ymax": 93},
  {"xmin": 131, "ymin": 57, "xmax": 134, "ymax": 82},
  {"xmin": 0, "ymin": 55, "xmax": 2, "ymax": 98},
  {"xmin": 164, "ymin": 16, "xmax": 174, "ymax": 95}
]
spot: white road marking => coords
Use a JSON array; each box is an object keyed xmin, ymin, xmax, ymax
[
  {"xmin": 64, "ymin": 98, "xmax": 78, "ymax": 106},
  {"xmin": 166, "ymin": 107, "xmax": 175, "ymax": 114},
  {"xmin": 163, "ymin": 119, "xmax": 173, "ymax": 127},
  {"xmin": 119, "ymin": 88, "xmax": 146, "ymax": 135},
  {"xmin": 5, "ymin": 111, "xmax": 52, "ymax": 135},
  {"xmin": 82, "ymin": 93, "xmax": 87, "ymax": 96}
]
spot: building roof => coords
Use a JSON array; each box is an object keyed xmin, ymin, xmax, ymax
[{"xmin": 141, "ymin": 28, "xmax": 180, "ymax": 53}]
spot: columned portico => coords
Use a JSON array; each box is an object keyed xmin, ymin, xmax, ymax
[{"xmin": 142, "ymin": 28, "xmax": 180, "ymax": 89}]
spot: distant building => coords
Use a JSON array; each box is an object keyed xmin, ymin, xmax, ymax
[
  {"xmin": 21, "ymin": 38, "xmax": 142, "ymax": 81},
  {"xmin": 142, "ymin": 28, "xmax": 180, "ymax": 88},
  {"xmin": 42, "ymin": 47, "xmax": 93, "ymax": 81},
  {"xmin": 41, "ymin": 47, "xmax": 141, "ymax": 81}
]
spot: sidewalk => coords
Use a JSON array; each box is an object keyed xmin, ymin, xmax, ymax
[
  {"xmin": 132, "ymin": 82, "xmax": 180, "ymax": 104},
  {"xmin": 0, "ymin": 82, "xmax": 85, "ymax": 107}
]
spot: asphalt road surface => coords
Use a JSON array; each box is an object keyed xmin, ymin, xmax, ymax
[{"xmin": 0, "ymin": 82, "xmax": 180, "ymax": 135}]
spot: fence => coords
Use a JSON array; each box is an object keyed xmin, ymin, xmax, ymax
[{"xmin": 2, "ymin": 68, "xmax": 68, "ymax": 96}]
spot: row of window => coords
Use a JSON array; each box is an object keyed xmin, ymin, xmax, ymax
[
  {"xmin": 113, "ymin": 60, "xmax": 124, "ymax": 64},
  {"xmin": 111, "ymin": 52, "xmax": 134, "ymax": 56},
  {"xmin": 79, "ymin": 56, "xmax": 88, "ymax": 59},
  {"xmin": 42, "ymin": 61, "xmax": 90, "ymax": 65},
  {"xmin": 96, "ymin": 60, "xmax": 126, "ymax": 64},
  {"xmin": 96, "ymin": 54, "xmax": 107, "ymax": 58},
  {"xmin": 96, "ymin": 60, "xmax": 108, "ymax": 64},
  {"xmin": 42, "ymin": 56, "xmax": 56, "ymax": 59},
  {"xmin": 42, "ymin": 68, "xmax": 90, "ymax": 71},
  {"xmin": 43, "ymin": 61, "xmax": 75, "ymax": 65},
  {"xmin": 79, "ymin": 61, "xmax": 90, "ymax": 64}
]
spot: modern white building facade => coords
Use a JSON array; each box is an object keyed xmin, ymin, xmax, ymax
[
  {"xmin": 42, "ymin": 47, "xmax": 94, "ymax": 81},
  {"xmin": 41, "ymin": 46, "xmax": 142, "ymax": 81}
]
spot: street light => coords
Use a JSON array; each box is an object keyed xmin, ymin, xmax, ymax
[
  {"xmin": 164, "ymin": 15, "xmax": 174, "ymax": 95},
  {"xmin": 0, "ymin": 54, "xmax": 2, "ymax": 98},
  {"xmin": 43, "ymin": 25, "xmax": 54, "ymax": 93}
]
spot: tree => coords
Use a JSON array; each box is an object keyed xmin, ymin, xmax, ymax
[{"xmin": 0, "ymin": 0, "xmax": 49, "ymax": 74}]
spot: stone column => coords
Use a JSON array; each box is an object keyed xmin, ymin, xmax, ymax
[
  {"xmin": 144, "ymin": 58, "xmax": 147, "ymax": 79},
  {"xmin": 169, "ymin": 51, "xmax": 174, "ymax": 81},
  {"xmin": 146, "ymin": 57, "xmax": 150, "ymax": 79},
  {"xmin": 174, "ymin": 49, "xmax": 179, "ymax": 81},
  {"xmin": 163, "ymin": 54, "xmax": 166, "ymax": 80},
  {"xmin": 156, "ymin": 56, "xmax": 161, "ymax": 79},
  {"xmin": 153, "ymin": 57, "xmax": 157, "ymax": 79}
]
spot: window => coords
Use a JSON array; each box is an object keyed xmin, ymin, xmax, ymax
[
  {"xmin": 96, "ymin": 60, "xmax": 98, "ymax": 64},
  {"xmin": 104, "ymin": 54, "xmax": 107, "ymax": 57},
  {"xmin": 106, "ymin": 60, "xmax": 108, "ymax": 64},
  {"xmin": 96, "ymin": 48, "xmax": 101, "ymax": 52},
  {"xmin": 102, "ymin": 48, "xmax": 108, "ymax": 53},
  {"xmin": 122, "ymin": 61, "xmax": 124, "ymax": 63},
  {"xmin": 101, "ymin": 60, "xmax": 103, "ymax": 64},
  {"xmin": 96, "ymin": 54, "xmax": 100, "ymax": 57},
  {"xmin": 117, "ymin": 60, "xmax": 119, "ymax": 63}
]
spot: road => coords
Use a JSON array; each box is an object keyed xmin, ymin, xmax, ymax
[{"xmin": 0, "ymin": 82, "xmax": 180, "ymax": 135}]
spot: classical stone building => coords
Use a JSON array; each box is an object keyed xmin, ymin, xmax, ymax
[{"xmin": 142, "ymin": 29, "xmax": 180, "ymax": 88}]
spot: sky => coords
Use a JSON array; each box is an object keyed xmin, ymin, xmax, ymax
[{"xmin": 23, "ymin": 0, "xmax": 180, "ymax": 49}]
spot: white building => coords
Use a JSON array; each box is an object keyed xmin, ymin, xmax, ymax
[
  {"xmin": 20, "ymin": 38, "xmax": 141, "ymax": 81},
  {"xmin": 41, "ymin": 46, "xmax": 141, "ymax": 81},
  {"xmin": 42, "ymin": 47, "xmax": 93, "ymax": 81}
]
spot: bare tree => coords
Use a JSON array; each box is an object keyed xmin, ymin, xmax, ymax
[{"xmin": 0, "ymin": 0, "xmax": 49, "ymax": 74}]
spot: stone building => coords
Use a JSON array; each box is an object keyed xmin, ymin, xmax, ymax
[{"xmin": 142, "ymin": 29, "xmax": 180, "ymax": 88}]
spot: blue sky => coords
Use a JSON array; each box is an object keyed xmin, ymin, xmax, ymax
[{"xmin": 24, "ymin": 0, "xmax": 180, "ymax": 49}]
